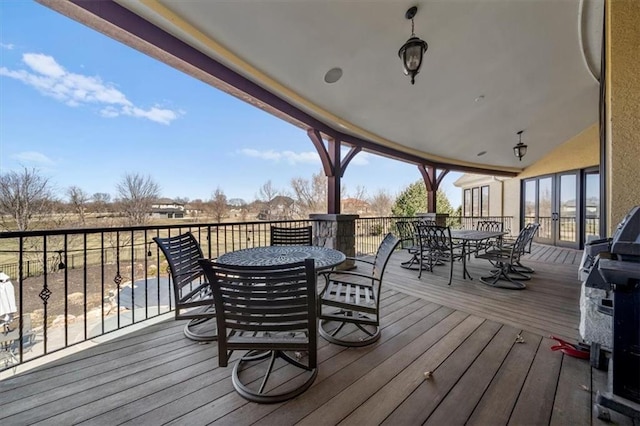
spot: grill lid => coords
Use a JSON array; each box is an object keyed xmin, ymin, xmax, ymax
[{"xmin": 610, "ymin": 205, "xmax": 640, "ymax": 259}]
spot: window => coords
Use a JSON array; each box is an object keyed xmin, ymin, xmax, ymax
[
  {"xmin": 472, "ymin": 188, "xmax": 480, "ymax": 216},
  {"xmin": 464, "ymin": 189, "xmax": 471, "ymax": 217},
  {"xmin": 481, "ymin": 186, "xmax": 490, "ymax": 217},
  {"xmin": 463, "ymin": 185, "xmax": 490, "ymax": 217}
]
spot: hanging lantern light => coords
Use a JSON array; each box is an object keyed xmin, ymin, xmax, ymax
[
  {"xmin": 513, "ymin": 130, "xmax": 528, "ymax": 161},
  {"xmin": 398, "ymin": 6, "xmax": 428, "ymax": 85}
]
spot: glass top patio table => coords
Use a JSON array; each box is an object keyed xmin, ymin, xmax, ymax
[{"xmin": 217, "ymin": 246, "xmax": 346, "ymax": 270}]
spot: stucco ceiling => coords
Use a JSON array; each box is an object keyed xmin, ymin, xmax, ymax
[{"xmin": 43, "ymin": 0, "xmax": 603, "ymax": 174}]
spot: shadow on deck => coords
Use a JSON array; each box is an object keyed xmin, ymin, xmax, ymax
[{"xmin": 0, "ymin": 245, "xmax": 629, "ymax": 425}]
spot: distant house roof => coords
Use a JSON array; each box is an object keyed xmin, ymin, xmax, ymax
[
  {"xmin": 154, "ymin": 197, "xmax": 185, "ymax": 205},
  {"xmin": 453, "ymin": 173, "xmax": 509, "ymax": 188}
]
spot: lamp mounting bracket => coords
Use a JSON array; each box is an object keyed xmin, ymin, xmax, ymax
[{"xmin": 405, "ymin": 6, "xmax": 418, "ymax": 20}]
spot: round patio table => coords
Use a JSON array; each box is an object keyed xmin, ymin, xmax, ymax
[{"xmin": 217, "ymin": 246, "xmax": 346, "ymax": 270}]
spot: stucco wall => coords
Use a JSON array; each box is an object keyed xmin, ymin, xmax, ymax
[
  {"xmin": 607, "ymin": 0, "xmax": 640, "ymax": 232},
  {"xmin": 503, "ymin": 123, "xmax": 599, "ymax": 233}
]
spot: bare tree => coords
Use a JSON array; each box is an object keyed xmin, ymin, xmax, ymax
[
  {"xmin": 209, "ymin": 187, "xmax": 228, "ymax": 223},
  {"xmin": 257, "ymin": 180, "xmax": 279, "ymax": 220},
  {"xmin": 0, "ymin": 167, "xmax": 54, "ymax": 231},
  {"xmin": 369, "ymin": 189, "xmax": 394, "ymax": 217},
  {"xmin": 67, "ymin": 186, "xmax": 90, "ymax": 224},
  {"xmin": 116, "ymin": 173, "xmax": 160, "ymax": 225},
  {"xmin": 91, "ymin": 192, "xmax": 112, "ymax": 214},
  {"xmin": 290, "ymin": 170, "xmax": 326, "ymax": 217}
]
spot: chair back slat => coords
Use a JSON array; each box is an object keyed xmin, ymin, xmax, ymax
[
  {"xmin": 416, "ymin": 224, "xmax": 453, "ymax": 253},
  {"xmin": 477, "ymin": 220, "xmax": 504, "ymax": 233},
  {"xmin": 200, "ymin": 258, "xmax": 317, "ymax": 338},
  {"xmin": 154, "ymin": 233, "xmax": 205, "ymax": 292},
  {"xmin": 395, "ymin": 221, "xmax": 417, "ymax": 249},
  {"xmin": 270, "ymin": 226, "xmax": 313, "ymax": 246},
  {"xmin": 372, "ymin": 233, "xmax": 402, "ymax": 280}
]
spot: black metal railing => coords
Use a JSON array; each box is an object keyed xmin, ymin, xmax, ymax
[
  {"xmin": 353, "ymin": 215, "xmax": 514, "ymax": 255},
  {"xmin": 0, "ymin": 219, "xmax": 312, "ymax": 371},
  {"xmin": 0, "ymin": 214, "xmax": 515, "ymax": 371}
]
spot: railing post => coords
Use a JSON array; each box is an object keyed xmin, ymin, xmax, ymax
[{"xmin": 309, "ymin": 214, "xmax": 358, "ymax": 270}]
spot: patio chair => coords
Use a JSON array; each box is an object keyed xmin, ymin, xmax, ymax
[
  {"xmin": 198, "ymin": 257, "xmax": 318, "ymax": 404},
  {"xmin": 270, "ymin": 225, "xmax": 313, "ymax": 246},
  {"xmin": 1, "ymin": 314, "xmax": 37, "ymax": 371},
  {"xmin": 396, "ymin": 220, "xmax": 421, "ymax": 270},
  {"xmin": 473, "ymin": 220, "xmax": 504, "ymax": 254},
  {"xmin": 496, "ymin": 222, "xmax": 540, "ymax": 274},
  {"xmin": 416, "ymin": 224, "xmax": 464, "ymax": 285},
  {"xmin": 475, "ymin": 226, "xmax": 531, "ymax": 289},
  {"xmin": 153, "ymin": 232, "xmax": 217, "ymax": 342},
  {"xmin": 317, "ymin": 233, "xmax": 401, "ymax": 347}
]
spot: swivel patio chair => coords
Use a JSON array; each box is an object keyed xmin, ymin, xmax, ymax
[
  {"xmin": 396, "ymin": 220, "xmax": 421, "ymax": 270},
  {"xmin": 153, "ymin": 232, "xmax": 217, "ymax": 342},
  {"xmin": 198, "ymin": 258, "xmax": 318, "ymax": 403},
  {"xmin": 512, "ymin": 222, "xmax": 540, "ymax": 273},
  {"xmin": 475, "ymin": 226, "xmax": 531, "ymax": 289},
  {"xmin": 494, "ymin": 222, "xmax": 540, "ymax": 275},
  {"xmin": 270, "ymin": 225, "xmax": 313, "ymax": 246},
  {"xmin": 318, "ymin": 233, "xmax": 401, "ymax": 347}
]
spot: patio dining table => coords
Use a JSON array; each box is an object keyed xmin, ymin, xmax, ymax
[
  {"xmin": 449, "ymin": 229, "xmax": 506, "ymax": 280},
  {"xmin": 216, "ymin": 245, "xmax": 346, "ymax": 271}
]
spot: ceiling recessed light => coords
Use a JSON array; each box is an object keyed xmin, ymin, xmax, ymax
[
  {"xmin": 474, "ymin": 95, "xmax": 485, "ymax": 103},
  {"xmin": 324, "ymin": 67, "xmax": 343, "ymax": 84},
  {"xmin": 477, "ymin": 151, "xmax": 487, "ymax": 156}
]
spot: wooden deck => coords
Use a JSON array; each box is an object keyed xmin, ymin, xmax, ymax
[{"xmin": 0, "ymin": 245, "xmax": 631, "ymax": 425}]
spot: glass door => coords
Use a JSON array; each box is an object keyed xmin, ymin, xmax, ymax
[
  {"xmin": 556, "ymin": 172, "xmax": 579, "ymax": 248},
  {"xmin": 536, "ymin": 176, "xmax": 554, "ymax": 244},
  {"xmin": 584, "ymin": 169, "xmax": 601, "ymax": 241},
  {"xmin": 522, "ymin": 172, "xmax": 580, "ymax": 248}
]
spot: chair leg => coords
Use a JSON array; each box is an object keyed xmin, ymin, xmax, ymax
[
  {"xmin": 232, "ymin": 349, "xmax": 317, "ymax": 403},
  {"xmin": 480, "ymin": 263, "xmax": 526, "ymax": 290},
  {"xmin": 512, "ymin": 260, "xmax": 535, "ymax": 274},
  {"xmin": 318, "ymin": 310, "xmax": 380, "ymax": 347},
  {"xmin": 183, "ymin": 316, "xmax": 218, "ymax": 342}
]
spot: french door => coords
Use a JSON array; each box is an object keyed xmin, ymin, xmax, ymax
[{"xmin": 522, "ymin": 171, "xmax": 581, "ymax": 248}]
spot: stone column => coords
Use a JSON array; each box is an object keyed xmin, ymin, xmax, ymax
[{"xmin": 310, "ymin": 214, "xmax": 359, "ymax": 270}]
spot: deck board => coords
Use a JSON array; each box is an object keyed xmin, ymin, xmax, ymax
[{"xmin": 2, "ymin": 244, "xmax": 630, "ymax": 425}]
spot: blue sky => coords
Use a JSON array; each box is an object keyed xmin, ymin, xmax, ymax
[{"xmin": 0, "ymin": 1, "xmax": 461, "ymax": 207}]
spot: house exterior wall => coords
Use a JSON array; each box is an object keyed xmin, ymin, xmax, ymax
[
  {"xmin": 607, "ymin": 0, "xmax": 640, "ymax": 233},
  {"xmin": 502, "ymin": 123, "xmax": 599, "ymax": 234}
]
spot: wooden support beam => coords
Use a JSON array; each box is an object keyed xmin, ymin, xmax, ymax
[
  {"xmin": 307, "ymin": 129, "xmax": 362, "ymax": 214},
  {"xmin": 418, "ymin": 165, "xmax": 450, "ymax": 213}
]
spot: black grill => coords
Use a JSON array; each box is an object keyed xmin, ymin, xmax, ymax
[{"xmin": 594, "ymin": 205, "xmax": 640, "ymax": 419}]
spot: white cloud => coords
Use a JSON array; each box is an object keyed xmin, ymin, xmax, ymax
[
  {"xmin": 239, "ymin": 148, "xmax": 373, "ymax": 166},
  {"xmin": 239, "ymin": 149, "xmax": 321, "ymax": 165},
  {"xmin": 11, "ymin": 151, "xmax": 55, "ymax": 165},
  {"xmin": 0, "ymin": 53, "xmax": 181, "ymax": 125},
  {"xmin": 348, "ymin": 151, "xmax": 371, "ymax": 166},
  {"xmin": 1, "ymin": 42, "xmax": 15, "ymax": 50}
]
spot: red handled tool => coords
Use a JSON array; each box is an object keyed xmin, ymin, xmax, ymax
[{"xmin": 550, "ymin": 336, "xmax": 590, "ymax": 359}]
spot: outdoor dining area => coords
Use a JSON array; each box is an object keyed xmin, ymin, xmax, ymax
[
  {"xmin": 1, "ymin": 223, "xmax": 621, "ymax": 425},
  {"xmin": 397, "ymin": 219, "xmax": 540, "ymax": 289}
]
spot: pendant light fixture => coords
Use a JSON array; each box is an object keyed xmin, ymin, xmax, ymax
[
  {"xmin": 398, "ymin": 6, "xmax": 428, "ymax": 85},
  {"xmin": 513, "ymin": 130, "xmax": 528, "ymax": 161}
]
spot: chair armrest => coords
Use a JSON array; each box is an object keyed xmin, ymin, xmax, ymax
[{"xmin": 346, "ymin": 256, "xmax": 375, "ymax": 266}]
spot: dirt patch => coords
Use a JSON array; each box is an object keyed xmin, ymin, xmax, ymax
[{"xmin": 15, "ymin": 262, "xmax": 168, "ymax": 328}]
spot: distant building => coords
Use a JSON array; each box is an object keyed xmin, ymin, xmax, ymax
[
  {"xmin": 342, "ymin": 198, "xmax": 371, "ymax": 215},
  {"xmin": 150, "ymin": 198, "xmax": 185, "ymax": 219}
]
